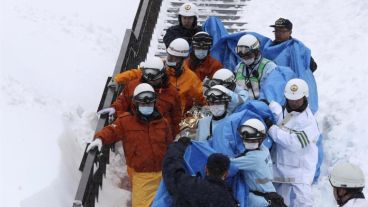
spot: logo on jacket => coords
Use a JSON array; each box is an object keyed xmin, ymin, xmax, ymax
[
  {"xmin": 185, "ymin": 5, "xmax": 191, "ymax": 10},
  {"xmin": 290, "ymin": 84, "xmax": 298, "ymax": 92}
]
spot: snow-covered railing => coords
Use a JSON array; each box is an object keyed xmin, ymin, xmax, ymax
[{"xmin": 73, "ymin": 0, "xmax": 162, "ymax": 206}]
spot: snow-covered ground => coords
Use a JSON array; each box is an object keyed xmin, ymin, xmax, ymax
[
  {"xmin": 0, "ymin": 0, "xmax": 138, "ymax": 206},
  {"xmin": 1, "ymin": 0, "xmax": 368, "ymax": 206}
]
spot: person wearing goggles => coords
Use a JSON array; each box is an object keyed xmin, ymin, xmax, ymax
[
  {"xmin": 87, "ymin": 83, "xmax": 173, "ymax": 207},
  {"xmin": 183, "ymin": 32, "xmax": 223, "ymax": 81},
  {"xmin": 203, "ymin": 68, "xmax": 249, "ymax": 113},
  {"xmin": 235, "ymin": 34, "xmax": 277, "ymax": 100},
  {"xmin": 195, "ymin": 85, "xmax": 232, "ymax": 141},
  {"xmin": 231, "ymin": 118, "xmax": 287, "ymax": 207},
  {"xmin": 106, "ymin": 56, "xmax": 182, "ymax": 136}
]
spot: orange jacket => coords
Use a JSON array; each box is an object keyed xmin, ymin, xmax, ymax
[
  {"xmin": 166, "ymin": 66, "xmax": 205, "ymax": 113},
  {"xmin": 184, "ymin": 55, "xmax": 223, "ymax": 81},
  {"xmin": 95, "ymin": 112, "xmax": 172, "ymax": 172},
  {"xmin": 114, "ymin": 68, "xmax": 142, "ymax": 85},
  {"xmin": 111, "ymin": 78, "xmax": 182, "ymax": 136},
  {"xmin": 113, "ymin": 67, "xmax": 205, "ymax": 113}
]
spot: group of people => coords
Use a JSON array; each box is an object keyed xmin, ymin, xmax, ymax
[{"xmin": 86, "ymin": 2, "xmax": 367, "ymax": 207}]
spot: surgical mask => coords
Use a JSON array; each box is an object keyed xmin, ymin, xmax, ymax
[
  {"xmin": 243, "ymin": 57, "xmax": 255, "ymax": 66},
  {"xmin": 138, "ymin": 106, "xmax": 154, "ymax": 115},
  {"xmin": 243, "ymin": 141, "xmax": 259, "ymax": 150},
  {"xmin": 194, "ymin": 49, "xmax": 208, "ymax": 60},
  {"xmin": 209, "ymin": 104, "xmax": 226, "ymax": 117},
  {"xmin": 166, "ymin": 61, "xmax": 177, "ymax": 67}
]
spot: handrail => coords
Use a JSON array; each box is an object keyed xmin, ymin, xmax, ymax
[{"xmin": 73, "ymin": 0, "xmax": 162, "ymax": 206}]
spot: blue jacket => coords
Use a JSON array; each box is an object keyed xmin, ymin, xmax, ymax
[{"xmin": 162, "ymin": 142, "xmax": 239, "ymax": 207}]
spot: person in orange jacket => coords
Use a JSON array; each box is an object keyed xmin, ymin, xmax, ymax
[
  {"xmin": 87, "ymin": 83, "xmax": 173, "ymax": 207},
  {"xmin": 114, "ymin": 38, "xmax": 205, "ymax": 113},
  {"xmin": 184, "ymin": 32, "xmax": 223, "ymax": 81},
  {"xmin": 99, "ymin": 57, "xmax": 182, "ymax": 136}
]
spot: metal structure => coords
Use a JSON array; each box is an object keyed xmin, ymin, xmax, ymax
[{"xmin": 73, "ymin": 0, "xmax": 162, "ymax": 206}]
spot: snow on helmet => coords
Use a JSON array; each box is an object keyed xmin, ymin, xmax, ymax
[
  {"xmin": 205, "ymin": 85, "xmax": 231, "ymax": 103},
  {"xmin": 239, "ymin": 118, "xmax": 266, "ymax": 140},
  {"xmin": 284, "ymin": 78, "xmax": 309, "ymax": 100},
  {"xmin": 167, "ymin": 38, "xmax": 190, "ymax": 57},
  {"xmin": 330, "ymin": 162, "xmax": 365, "ymax": 188},
  {"xmin": 179, "ymin": 2, "xmax": 198, "ymax": 17},
  {"xmin": 133, "ymin": 83, "xmax": 156, "ymax": 103},
  {"xmin": 210, "ymin": 68, "xmax": 236, "ymax": 91},
  {"xmin": 192, "ymin": 32, "xmax": 212, "ymax": 48},
  {"xmin": 236, "ymin": 34, "xmax": 260, "ymax": 57},
  {"xmin": 141, "ymin": 56, "xmax": 165, "ymax": 81}
]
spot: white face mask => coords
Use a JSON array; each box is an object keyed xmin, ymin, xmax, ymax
[
  {"xmin": 243, "ymin": 57, "xmax": 255, "ymax": 66},
  {"xmin": 139, "ymin": 106, "xmax": 154, "ymax": 115},
  {"xmin": 194, "ymin": 49, "xmax": 208, "ymax": 60},
  {"xmin": 209, "ymin": 104, "xmax": 226, "ymax": 117},
  {"xmin": 166, "ymin": 61, "xmax": 177, "ymax": 67},
  {"xmin": 243, "ymin": 141, "xmax": 259, "ymax": 150}
]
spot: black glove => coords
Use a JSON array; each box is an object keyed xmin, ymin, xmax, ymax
[
  {"xmin": 264, "ymin": 117, "xmax": 274, "ymax": 130},
  {"xmin": 264, "ymin": 192, "xmax": 287, "ymax": 207},
  {"xmin": 178, "ymin": 137, "xmax": 192, "ymax": 147}
]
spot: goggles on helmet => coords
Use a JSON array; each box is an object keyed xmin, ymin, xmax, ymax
[
  {"xmin": 236, "ymin": 46, "xmax": 256, "ymax": 58},
  {"xmin": 205, "ymin": 79, "xmax": 236, "ymax": 91},
  {"xmin": 238, "ymin": 125, "xmax": 266, "ymax": 140},
  {"xmin": 133, "ymin": 91, "xmax": 156, "ymax": 104},
  {"xmin": 142, "ymin": 68, "xmax": 164, "ymax": 81},
  {"xmin": 205, "ymin": 88, "xmax": 231, "ymax": 104}
]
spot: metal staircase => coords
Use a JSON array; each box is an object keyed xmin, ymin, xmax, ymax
[{"xmin": 148, "ymin": 0, "xmax": 249, "ymax": 57}]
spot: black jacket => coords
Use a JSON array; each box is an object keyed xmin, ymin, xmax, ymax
[
  {"xmin": 162, "ymin": 142, "xmax": 239, "ymax": 207},
  {"xmin": 163, "ymin": 25, "xmax": 203, "ymax": 48}
]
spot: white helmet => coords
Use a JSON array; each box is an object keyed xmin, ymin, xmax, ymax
[
  {"xmin": 212, "ymin": 68, "xmax": 235, "ymax": 82},
  {"xmin": 179, "ymin": 2, "xmax": 198, "ymax": 17},
  {"xmin": 141, "ymin": 57, "xmax": 164, "ymax": 71},
  {"xmin": 284, "ymin": 78, "xmax": 309, "ymax": 100},
  {"xmin": 167, "ymin": 38, "xmax": 190, "ymax": 57},
  {"xmin": 239, "ymin": 118, "xmax": 266, "ymax": 140},
  {"xmin": 237, "ymin": 34, "xmax": 260, "ymax": 50},
  {"xmin": 133, "ymin": 83, "xmax": 155, "ymax": 97},
  {"xmin": 329, "ymin": 162, "xmax": 365, "ymax": 188}
]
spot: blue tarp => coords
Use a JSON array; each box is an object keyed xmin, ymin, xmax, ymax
[
  {"xmin": 204, "ymin": 16, "xmax": 318, "ymax": 114},
  {"xmin": 152, "ymin": 101, "xmax": 276, "ymax": 207}
]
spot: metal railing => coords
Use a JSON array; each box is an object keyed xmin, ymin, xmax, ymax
[{"xmin": 73, "ymin": 0, "xmax": 162, "ymax": 206}]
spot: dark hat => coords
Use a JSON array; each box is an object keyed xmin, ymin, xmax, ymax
[
  {"xmin": 270, "ymin": 18, "xmax": 293, "ymax": 30},
  {"xmin": 206, "ymin": 153, "xmax": 230, "ymax": 174}
]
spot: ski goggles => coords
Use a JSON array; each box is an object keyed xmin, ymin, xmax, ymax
[
  {"xmin": 142, "ymin": 68, "xmax": 164, "ymax": 81},
  {"xmin": 205, "ymin": 93, "xmax": 231, "ymax": 104},
  {"xmin": 236, "ymin": 46, "xmax": 255, "ymax": 58},
  {"xmin": 238, "ymin": 125, "xmax": 266, "ymax": 140},
  {"xmin": 134, "ymin": 92, "xmax": 156, "ymax": 104}
]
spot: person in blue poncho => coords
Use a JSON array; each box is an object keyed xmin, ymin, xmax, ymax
[
  {"xmin": 231, "ymin": 118, "xmax": 286, "ymax": 207},
  {"xmin": 162, "ymin": 137, "xmax": 239, "ymax": 207},
  {"xmin": 196, "ymin": 85, "xmax": 233, "ymax": 141},
  {"xmin": 234, "ymin": 34, "xmax": 277, "ymax": 100},
  {"xmin": 203, "ymin": 68, "xmax": 249, "ymax": 113},
  {"xmin": 269, "ymin": 18, "xmax": 317, "ymax": 73}
]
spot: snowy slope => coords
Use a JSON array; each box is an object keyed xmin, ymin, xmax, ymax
[
  {"xmin": 0, "ymin": 0, "xmax": 138, "ymax": 206},
  {"xmin": 1, "ymin": 0, "xmax": 368, "ymax": 206},
  {"xmin": 243, "ymin": 0, "xmax": 368, "ymax": 205}
]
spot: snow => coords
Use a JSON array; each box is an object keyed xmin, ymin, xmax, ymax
[
  {"xmin": 1, "ymin": 0, "xmax": 368, "ymax": 206},
  {"xmin": 0, "ymin": 0, "xmax": 138, "ymax": 206}
]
